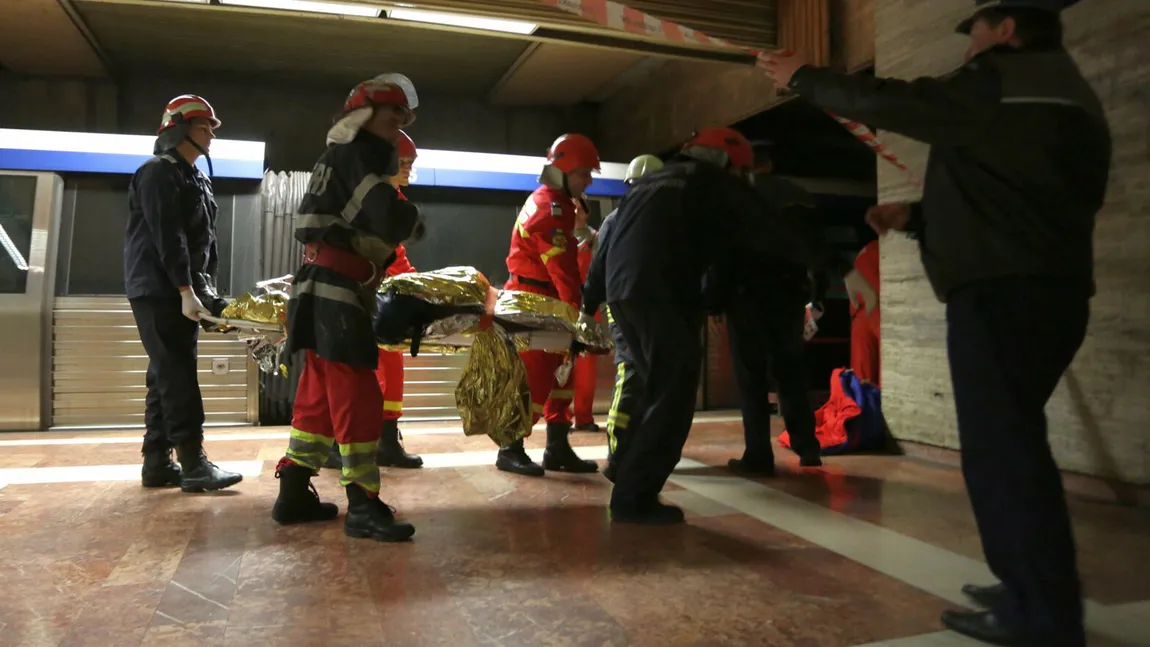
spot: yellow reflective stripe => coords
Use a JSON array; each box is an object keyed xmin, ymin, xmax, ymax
[
  {"xmin": 607, "ymin": 411, "xmax": 630, "ymax": 427},
  {"xmin": 540, "ymin": 245, "xmax": 565, "ymax": 265},
  {"xmin": 549, "ymin": 389, "xmax": 573, "ymax": 399},
  {"xmin": 531, "ymin": 402, "xmax": 545, "ymax": 414},
  {"xmin": 605, "ymin": 362, "xmax": 627, "ymax": 454},
  {"xmin": 285, "ymin": 427, "xmax": 335, "ymax": 470},
  {"xmin": 340, "ymin": 440, "xmax": 379, "ymax": 457},
  {"xmin": 340, "ymin": 466, "xmax": 380, "ymax": 493},
  {"xmin": 517, "ymin": 221, "xmax": 530, "ymax": 238},
  {"xmin": 383, "ymin": 400, "xmax": 403, "ymax": 412},
  {"xmin": 605, "ymin": 305, "xmax": 614, "ymax": 324},
  {"xmin": 341, "ymin": 173, "xmax": 390, "ymax": 222},
  {"xmin": 291, "ymin": 428, "xmax": 334, "ymax": 445}
]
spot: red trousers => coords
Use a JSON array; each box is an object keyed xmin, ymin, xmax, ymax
[
  {"xmin": 286, "ymin": 350, "xmax": 383, "ymax": 493},
  {"xmin": 850, "ymin": 307, "xmax": 881, "ymax": 388},
  {"xmin": 376, "ymin": 349, "xmax": 404, "ymax": 421},
  {"xmin": 521, "ymin": 349, "xmax": 573, "ymax": 426},
  {"xmin": 572, "ymin": 353, "xmax": 598, "ymax": 425}
]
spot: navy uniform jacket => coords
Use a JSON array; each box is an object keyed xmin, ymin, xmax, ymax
[
  {"xmin": 124, "ymin": 153, "xmax": 220, "ymax": 303},
  {"xmin": 286, "ymin": 130, "xmax": 420, "ymax": 369}
]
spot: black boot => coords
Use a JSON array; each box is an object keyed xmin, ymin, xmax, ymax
[
  {"xmin": 272, "ymin": 461, "xmax": 339, "ymax": 525},
  {"xmin": 962, "ymin": 582, "xmax": 1007, "ymax": 609},
  {"xmin": 574, "ymin": 422, "xmax": 601, "ymax": 432},
  {"xmin": 377, "ymin": 420, "xmax": 423, "ymax": 469},
  {"xmin": 343, "ymin": 484, "xmax": 415, "ymax": 542},
  {"xmin": 727, "ymin": 456, "xmax": 776, "ymax": 477},
  {"xmin": 610, "ymin": 500, "xmax": 686, "ymax": 525},
  {"xmin": 542, "ymin": 423, "xmax": 598, "ymax": 473},
  {"xmin": 322, "ymin": 443, "xmax": 342, "ymax": 469},
  {"xmin": 175, "ymin": 442, "xmax": 243, "ymax": 493},
  {"xmin": 799, "ymin": 452, "xmax": 823, "ymax": 468},
  {"xmin": 141, "ymin": 448, "xmax": 181, "ymax": 488},
  {"xmin": 496, "ymin": 438, "xmax": 545, "ymax": 477}
]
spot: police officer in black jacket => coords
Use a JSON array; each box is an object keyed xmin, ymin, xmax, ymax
[
  {"xmin": 124, "ymin": 95, "xmax": 243, "ymax": 493},
  {"xmin": 706, "ymin": 141, "xmax": 874, "ymax": 475},
  {"xmin": 582, "ymin": 126, "xmax": 796, "ymax": 525},
  {"xmin": 761, "ymin": 2, "xmax": 1110, "ymax": 645}
]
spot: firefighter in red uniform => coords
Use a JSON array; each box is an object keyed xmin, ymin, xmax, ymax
[
  {"xmin": 570, "ymin": 196, "xmax": 601, "ymax": 432},
  {"xmin": 323, "ymin": 129, "xmax": 424, "ymax": 471},
  {"xmin": 850, "ymin": 239, "xmax": 881, "ymax": 387},
  {"xmin": 271, "ymin": 73, "xmax": 422, "ymax": 543},
  {"xmin": 496, "ymin": 134, "xmax": 601, "ymax": 477}
]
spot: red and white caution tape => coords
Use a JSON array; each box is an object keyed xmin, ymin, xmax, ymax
[{"xmin": 539, "ymin": 0, "xmax": 919, "ymax": 183}]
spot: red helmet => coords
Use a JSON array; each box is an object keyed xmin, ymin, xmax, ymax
[
  {"xmin": 342, "ymin": 73, "xmax": 418, "ymax": 127},
  {"xmin": 547, "ymin": 134, "xmax": 601, "ymax": 173},
  {"xmin": 397, "ymin": 130, "xmax": 417, "ymax": 159},
  {"xmin": 158, "ymin": 95, "xmax": 220, "ymax": 134},
  {"xmin": 683, "ymin": 127, "xmax": 753, "ymax": 170}
]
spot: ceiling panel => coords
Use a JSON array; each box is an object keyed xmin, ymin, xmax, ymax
[
  {"xmin": 489, "ymin": 43, "xmax": 646, "ymax": 106},
  {"xmin": 73, "ymin": 0, "xmax": 532, "ymax": 94},
  {"xmin": 0, "ymin": 0, "xmax": 106, "ymax": 76}
]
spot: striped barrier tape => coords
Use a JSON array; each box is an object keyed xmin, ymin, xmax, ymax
[{"xmin": 539, "ymin": 0, "xmax": 920, "ymax": 184}]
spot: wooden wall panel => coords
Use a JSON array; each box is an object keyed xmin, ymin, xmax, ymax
[
  {"xmin": 830, "ymin": 0, "xmax": 875, "ymax": 71},
  {"xmin": 777, "ymin": 0, "xmax": 831, "ymax": 67}
]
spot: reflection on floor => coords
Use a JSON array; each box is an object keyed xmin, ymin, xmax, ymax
[{"xmin": 1, "ymin": 414, "xmax": 1147, "ymax": 647}]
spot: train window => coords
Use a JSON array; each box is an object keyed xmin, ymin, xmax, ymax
[{"xmin": 0, "ymin": 175, "xmax": 36, "ymax": 295}]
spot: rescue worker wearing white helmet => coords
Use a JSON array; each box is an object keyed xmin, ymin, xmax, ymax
[
  {"xmin": 580, "ymin": 154, "xmax": 664, "ymax": 483},
  {"xmin": 125, "ymin": 94, "xmax": 243, "ymax": 494},
  {"xmin": 271, "ymin": 73, "xmax": 423, "ymax": 543}
]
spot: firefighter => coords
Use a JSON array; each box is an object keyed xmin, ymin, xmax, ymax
[
  {"xmin": 322, "ymin": 129, "xmax": 423, "ymax": 471},
  {"xmin": 271, "ymin": 73, "xmax": 423, "ymax": 543},
  {"xmin": 850, "ymin": 239, "xmax": 881, "ymax": 386},
  {"xmin": 125, "ymin": 94, "xmax": 243, "ymax": 493},
  {"xmin": 584, "ymin": 127, "xmax": 796, "ymax": 524},
  {"xmin": 496, "ymin": 133, "xmax": 601, "ymax": 477},
  {"xmin": 569, "ymin": 195, "xmax": 601, "ymax": 433},
  {"xmin": 583, "ymin": 153, "xmax": 664, "ymax": 484},
  {"xmin": 761, "ymin": 1, "xmax": 1109, "ymax": 643},
  {"xmin": 710, "ymin": 141, "xmax": 876, "ymax": 476}
]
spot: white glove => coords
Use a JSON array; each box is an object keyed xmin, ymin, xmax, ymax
[
  {"xmin": 180, "ymin": 288, "xmax": 208, "ymax": 322},
  {"xmin": 843, "ymin": 269, "xmax": 877, "ymax": 316},
  {"xmin": 803, "ymin": 303, "xmax": 823, "ymax": 341}
]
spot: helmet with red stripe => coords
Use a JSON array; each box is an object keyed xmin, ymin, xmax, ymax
[
  {"xmin": 158, "ymin": 95, "xmax": 221, "ymax": 134},
  {"xmin": 341, "ymin": 73, "xmax": 418, "ymax": 127},
  {"xmin": 394, "ymin": 130, "xmax": 418, "ymax": 186},
  {"xmin": 547, "ymin": 134, "xmax": 600, "ymax": 173},
  {"xmin": 682, "ymin": 126, "xmax": 754, "ymax": 171}
]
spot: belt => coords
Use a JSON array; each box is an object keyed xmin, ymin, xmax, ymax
[
  {"xmin": 508, "ymin": 273, "xmax": 553, "ymax": 290},
  {"xmin": 303, "ymin": 242, "xmax": 380, "ymax": 288}
]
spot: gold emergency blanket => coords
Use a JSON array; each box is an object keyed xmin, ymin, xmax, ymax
[
  {"xmin": 454, "ymin": 326, "xmax": 532, "ymax": 447},
  {"xmin": 383, "ymin": 265, "xmax": 490, "ymax": 306}
]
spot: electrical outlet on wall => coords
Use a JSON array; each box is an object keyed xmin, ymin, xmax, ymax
[{"xmin": 212, "ymin": 358, "xmax": 230, "ymax": 375}]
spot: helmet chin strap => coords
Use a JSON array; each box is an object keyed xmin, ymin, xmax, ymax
[{"xmin": 186, "ymin": 136, "xmax": 214, "ymax": 176}]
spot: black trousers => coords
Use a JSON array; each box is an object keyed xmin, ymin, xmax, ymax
[
  {"xmin": 129, "ymin": 297, "xmax": 205, "ymax": 452},
  {"xmin": 604, "ymin": 308, "xmax": 641, "ymax": 470},
  {"xmin": 726, "ymin": 292, "xmax": 820, "ymax": 461},
  {"xmin": 608, "ymin": 299, "xmax": 703, "ymax": 511},
  {"xmin": 947, "ymin": 277, "xmax": 1088, "ymax": 644}
]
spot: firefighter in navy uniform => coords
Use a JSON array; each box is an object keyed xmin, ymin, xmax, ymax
[
  {"xmin": 762, "ymin": 1, "xmax": 1110, "ymax": 644},
  {"xmin": 569, "ymin": 196, "xmax": 601, "ymax": 433},
  {"xmin": 585, "ymin": 127, "xmax": 793, "ymax": 524},
  {"xmin": 581, "ymin": 153, "xmax": 663, "ymax": 484},
  {"xmin": 271, "ymin": 74, "xmax": 423, "ymax": 543},
  {"xmin": 125, "ymin": 94, "xmax": 243, "ymax": 493},
  {"xmin": 708, "ymin": 141, "xmax": 876, "ymax": 476},
  {"xmin": 322, "ymin": 129, "xmax": 423, "ymax": 471},
  {"xmin": 496, "ymin": 134, "xmax": 601, "ymax": 477}
]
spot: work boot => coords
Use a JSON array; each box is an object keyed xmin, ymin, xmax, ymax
[
  {"xmin": 574, "ymin": 422, "xmax": 601, "ymax": 432},
  {"xmin": 496, "ymin": 439, "xmax": 545, "ymax": 477},
  {"xmin": 799, "ymin": 453, "xmax": 824, "ymax": 468},
  {"xmin": 323, "ymin": 443, "xmax": 342, "ymax": 469},
  {"xmin": 272, "ymin": 460, "xmax": 339, "ymax": 525},
  {"xmin": 542, "ymin": 423, "xmax": 599, "ymax": 473},
  {"xmin": 175, "ymin": 442, "xmax": 243, "ymax": 493},
  {"xmin": 727, "ymin": 456, "xmax": 776, "ymax": 477},
  {"xmin": 610, "ymin": 501, "xmax": 685, "ymax": 525},
  {"xmin": 343, "ymin": 484, "xmax": 415, "ymax": 542},
  {"xmin": 962, "ymin": 582, "xmax": 1007, "ymax": 609},
  {"xmin": 141, "ymin": 448, "xmax": 181, "ymax": 488},
  {"xmin": 377, "ymin": 420, "xmax": 423, "ymax": 469}
]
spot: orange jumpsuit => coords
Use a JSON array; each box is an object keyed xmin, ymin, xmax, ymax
[
  {"xmin": 571, "ymin": 225, "xmax": 599, "ymax": 426},
  {"xmin": 378, "ymin": 243, "xmax": 415, "ymax": 420},
  {"xmin": 850, "ymin": 240, "xmax": 881, "ymax": 387},
  {"xmin": 504, "ymin": 185, "xmax": 583, "ymax": 426}
]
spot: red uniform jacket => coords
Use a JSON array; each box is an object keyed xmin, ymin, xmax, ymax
[
  {"xmin": 505, "ymin": 186, "xmax": 582, "ymax": 307},
  {"xmin": 574, "ymin": 225, "xmax": 598, "ymax": 283},
  {"xmin": 849, "ymin": 240, "xmax": 880, "ymax": 318},
  {"xmin": 387, "ymin": 187, "xmax": 416, "ymax": 276}
]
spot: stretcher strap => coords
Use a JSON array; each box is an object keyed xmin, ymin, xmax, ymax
[
  {"xmin": 536, "ymin": 0, "xmax": 920, "ymax": 185},
  {"xmin": 478, "ymin": 285, "xmax": 499, "ymax": 330}
]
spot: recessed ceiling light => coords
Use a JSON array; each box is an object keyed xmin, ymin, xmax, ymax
[
  {"xmin": 217, "ymin": 0, "xmax": 381, "ymax": 18},
  {"xmin": 387, "ymin": 8, "xmax": 537, "ymax": 35}
]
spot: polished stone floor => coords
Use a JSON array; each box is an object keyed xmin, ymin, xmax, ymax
[{"xmin": 0, "ymin": 413, "xmax": 1147, "ymax": 647}]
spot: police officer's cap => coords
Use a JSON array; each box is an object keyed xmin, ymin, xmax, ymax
[{"xmin": 955, "ymin": 0, "xmax": 1074, "ymax": 35}]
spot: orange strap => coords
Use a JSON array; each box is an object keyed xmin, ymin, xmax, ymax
[{"xmin": 477, "ymin": 286, "xmax": 499, "ymax": 330}]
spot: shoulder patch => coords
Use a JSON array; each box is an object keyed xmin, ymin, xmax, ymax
[{"xmin": 550, "ymin": 202, "xmax": 564, "ymax": 217}]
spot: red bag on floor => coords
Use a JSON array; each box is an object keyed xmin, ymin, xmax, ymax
[{"xmin": 779, "ymin": 368, "xmax": 862, "ymax": 454}]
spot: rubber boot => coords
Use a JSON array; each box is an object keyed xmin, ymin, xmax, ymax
[
  {"xmin": 542, "ymin": 423, "xmax": 598, "ymax": 473},
  {"xmin": 377, "ymin": 420, "xmax": 423, "ymax": 469},
  {"xmin": 175, "ymin": 441, "xmax": 243, "ymax": 493},
  {"xmin": 322, "ymin": 443, "xmax": 342, "ymax": 469},
  {"xmin": 495, "ymin": 438, "xmax": 544, "ymax": 477},
  {"xmin": 343, "ymin": 484, "xmax": 415, "ymax": 542},
  {"xmin": 272, "ymin": 460, "xmax": 339, "ymax": 525},
  {"xmin": 141, "ymin": 448, "xmax": 181, "ymax": 488}
]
